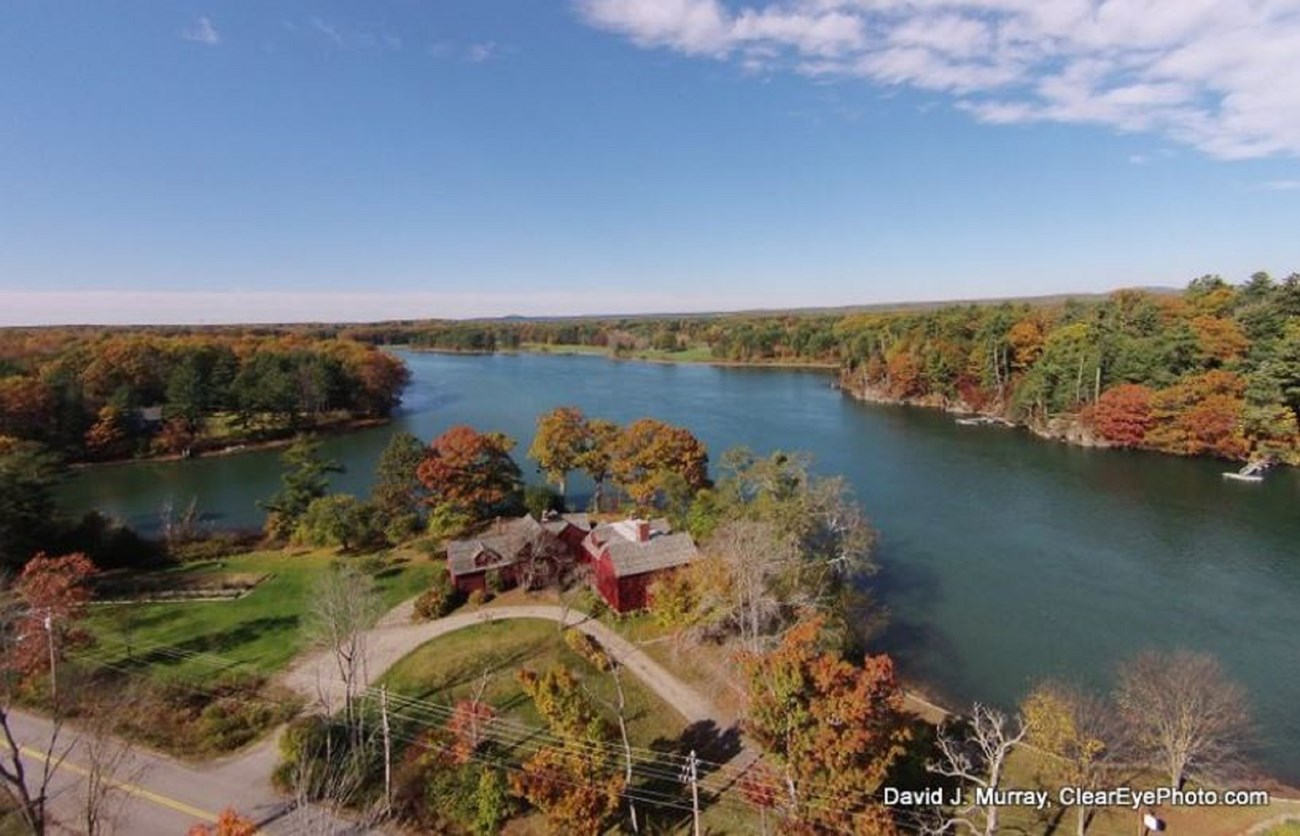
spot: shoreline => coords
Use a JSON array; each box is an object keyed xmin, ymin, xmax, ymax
[
  {"xmin": 66, "ymin": 416, "xmax": 391, "ymax": 471},
  {"xmin": 398, "ymin": 343, "xmax": 841, "ymax": 371}
]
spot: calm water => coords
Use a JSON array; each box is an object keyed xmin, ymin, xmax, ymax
[{"xmin": 61, "ymin": 351, "xmax": 1300, "ymax": 779}]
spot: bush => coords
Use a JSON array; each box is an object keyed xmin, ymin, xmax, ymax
[
  {"xmin": 524, "ymin": 484, "xmax": 565, "ymax": 519},
  {"xmin": 427, "ymin": 503, "xmax": 475, "ymax": 539},
  {"xmin": 563, "ymin": 628, "xmax": 612, "ymax": 671},
  {"xmin": 168, "ymin": 531, "xmax": 257, "ymax": 563},
  {"xmin": 293, "ymin": 494, "xmax": 385, "ymax": 552},
  {"xmin": 413, "ymin": 567, "xmax": 460, "ymax": 621},
  {"xmin": 467, "ymin": 588, "xmax": 490, "ymax": 607}
]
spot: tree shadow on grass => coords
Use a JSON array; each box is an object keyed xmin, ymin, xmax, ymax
[
  {"xmin": 635, "ymin": 720, "xmax": 744, "ymax": 832},
  {"xmin": 120, "ymin": 615, "xmax": 300, "ymax": 673}
]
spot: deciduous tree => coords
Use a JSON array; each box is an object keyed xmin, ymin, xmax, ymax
[
  {"xmin": 512, "ymin": 666, "xmax": 622, "ymax": 835},
  {"xmin": 741, "ymin": 617, "xmax": 910, "ymax": 832},
  {"xmin": 610, "ymin": 418, "xmax": 708, "ymax": 507},
  {"xmin": 416, "ymin": 426, "xmax": 523, "ymax": 521},
  {"xmin": 925, "ymin": 704, "xmax": 1027, "ymax": 836},
  {"xmin": 1090, "ymin": 383, "xmax": 1154, "ymax": 447},
  {"xmin": 1022, "ymin": 683, "xmax": 1116, "ymax": 836},
  {"xmin": 1114, "ymin": 650, "xmax": 1251, "ymax": 790},
  {"xmin": 528, "ymin": 406, "xmax": 590, "ymax": 499}
]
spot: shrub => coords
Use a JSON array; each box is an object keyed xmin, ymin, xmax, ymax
[
  {"xmin": 467, "ymin": 589, "xmax": 490, "ymax": 607},
  {"xmin": 413, "ymin": 567, "xmax": 459, "ymax": 621},
  {"xmin": 523, "ymin": 484, "xmax": 565, "ymax": 519},
  {"xmin": 563, "ymin": 628, "xmax": 612, "ymax": 671},
  {"xmin": 427, "ymin": 502, "xmax": 475, "ymax": 540}
]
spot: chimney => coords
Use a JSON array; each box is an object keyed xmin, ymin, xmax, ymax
[{"xmin": 636, "ymin": 519, "xmax": 650, "ymax": 542}]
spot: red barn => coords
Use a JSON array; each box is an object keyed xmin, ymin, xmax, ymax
[
  {"xmin": 446, "ymin": 513, "xmax": 592, "ymax": 595},
  {"xmin": 582, "ymin": 519, "xmax": 699, "ymax": 613}
]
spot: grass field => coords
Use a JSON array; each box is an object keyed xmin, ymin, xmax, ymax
[
  {"xmin": 380, "ymin": 617, "xmax": 763, "ymax": 834},
  {"xmin": 84, "ymin": 548, "xmax": 436, "ymax": 680},
  {"xmin": 380, "ymin": 618, "xmax": 683, "ymax": 749}
]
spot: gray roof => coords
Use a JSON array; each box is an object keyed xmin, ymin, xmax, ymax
[
  {"xmin": 541, "ymin": 512, "xmax": 592, "ymax": 535},
  {"xmin": 605, "ymin": 532, "xmax": 698, "ymax": 578},
  {"xmin": 447, "ymin": 515, "xmax": 544, "ymax": 577},
  {"xmin": 562, "ymin": 513, "xmax": 592, "ymax": 530},
  {"xmin": 589, "ymin": 518, "xmax": 671, "ymax": 544}
]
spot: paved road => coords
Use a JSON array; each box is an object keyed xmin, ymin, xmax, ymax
[
  {"xmin": 7, "ymin": 601, "xmax": 750, "ymax": 833},
  {"xmin": 281, "ymin": 602, "xmax": 725, "ymax": 727},
  {"xmin": 4, "ymin": 709, "xmax": 293, "ymax": 835}
]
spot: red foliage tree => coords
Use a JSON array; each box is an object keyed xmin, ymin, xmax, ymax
[
  {"xmin": 416, "ymin": 425, "xmax": 522, "ymax": 520},
  {"xmin": 9, "ymin": 552, "xmax": 97, "ymax": 680},
  {"xmin": 446, "ymin": 698, "xmax": 497, "ymax": 765},
  {"xmin": 1091, "ymin": 384, "xmax": 1155, "ymax": 447}
]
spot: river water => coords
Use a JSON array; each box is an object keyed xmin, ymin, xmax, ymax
[{"xmin": 60, "ymin": 351, "xmax": 1300, "ymax": 779}]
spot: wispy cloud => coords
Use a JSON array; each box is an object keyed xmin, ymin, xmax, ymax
[
  {"xmin": 576, "ymin": 0, "xmax": 1300, "ymax": 160},
  {"xmin": 181, "ymin": 16, "xmax": 220, "ymax": 46},
  {"xmin": 1257, "ymin": 179, "xmax": 1300, "ymax": 192},
  {"xmin": 307, "ymin": 17, "xmax": 401, "ymax": 52},
  {"xmin": 468, "ymin": 41, "xmax": 499, "ymax": 63}
]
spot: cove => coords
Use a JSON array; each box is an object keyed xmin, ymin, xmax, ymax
[{"xmin": 59, "ymin": 350, "xmax": 1300, "ymax": 780}]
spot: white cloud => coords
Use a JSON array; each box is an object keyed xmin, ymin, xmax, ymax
[
  {"xmin": 576, "ymin": 0, "xmax": 1300, "ymax": 159},
  {"xmin": 308, "ymin": 17, "xmax": 401, "ymax": 51},
  {"xmin": 181, "ymin": 16, "xmax": 220, "ymax": 46}
]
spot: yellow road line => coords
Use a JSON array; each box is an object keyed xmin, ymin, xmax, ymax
[{"xmin": 7, "ymin": 742, "xmax": 219, "ymax": 824}]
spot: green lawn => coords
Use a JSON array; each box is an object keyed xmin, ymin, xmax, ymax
[
  {"xmin": 84, "ymin": 548, "xmax": 435, "ymax": 680},
  {"xmin": 380, "ymin": 618, "xmax": 682, "ymax": 750}
]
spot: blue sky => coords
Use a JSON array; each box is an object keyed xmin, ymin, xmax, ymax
[{"xmin": 2, "ymin": 0, "xmax": 1300, "ymax": 324}]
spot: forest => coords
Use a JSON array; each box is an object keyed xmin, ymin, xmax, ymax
[
  {"xmin": 2, "ymin": 272, "xmax": 1297, "ymax": 465},
  {"xmin": 0, "ymin": 329, "xmax": 409, "ymax": 462},
  {"xmin": 345, "ymin": 272, "xmax": 1300, "ymax": 463}
]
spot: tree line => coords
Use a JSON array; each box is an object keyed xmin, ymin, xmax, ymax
[
  {"xmin": 340, "ymin": 272, "xmax": 1300, "ymax": 463},
  {"xmin": 0, "ymin": 331, "xmax": 409, "ymax": 461}
]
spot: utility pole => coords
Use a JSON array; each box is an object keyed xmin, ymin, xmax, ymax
[
  {"xmin": 380, "ymin": 685, "xmax": 392, "ymax": 813},
  {"xmin": 680, "ymin": 749, "xmax": 701, "ymax": 836},
  {"xmin": 43, "ymin": 611, "xmax": 56, "ymax": 706}
]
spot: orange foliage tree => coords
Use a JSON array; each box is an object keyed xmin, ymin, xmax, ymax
[
  {"xmin": 186, "ymin": 809, "xmax": 259, "ymax": 836},
  {"xmin": 510, "ymin": 666, "xmax": 622, "ymax": 835},
  {"xmin": 1190, "ymin": 316, "xmax": 1249, "ymax": 367},
  {"xmin": 1091, "ymin": 384, "xmax": 1155, "ymax": 447},
  {"xmin": 884, "ymin": 350, "xmax": 924, "ymax": 399},
  {"xmin": 528, "ymin": 406, "xmax": 591, "ymax": 498},
  {"xmin": 741, "ymin": 617, "xmax": 909, "ymax": 833},
  {"xmin": 609, "ymin": 418, "xmax": 709, "ymax": 507},
  {"xmin": 416, "ymin": 425, "xmax": 523, "ymax": 520},
  {"xmin": 1147, "ymin": 371, "xmax": 1249, "ymax": 458}
]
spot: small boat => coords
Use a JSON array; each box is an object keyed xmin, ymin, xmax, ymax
[
  {"xmin": 955, "ymin": 415, "xmax": 1014, "ymax": 428},
  {"xmin": 1223, "ymin": 461, "xmax": 1269, "ymax": 482}
]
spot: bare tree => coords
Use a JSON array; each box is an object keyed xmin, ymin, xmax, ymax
[
  {"xmin": 78, "ymin": 688, "xmax": 147, "ymax": 835},
  {"xmin": 584, "ymin": 647, "xmax": 639, "ymax": 834},
  {"xmin": 925, "ymin": 703, "xmax": 1027, "ymax": 836},
  {"xmin": 711, "ymin": 519, "xmax": 799, "ymax": 652},
  {"xmin": 0, "ymin": 581, "xmax": 71, "ymax": 836},
  {"xmin": 304, "ymin": 565, "xmax": 381, "ymax": 740},
  {"xmin": 1114, "ymin": 650, "xmax": 1252, "ymax": 790},
  {"xmin": 285, "ymin": 715, "xmax": 387, "ymax": 833}
]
